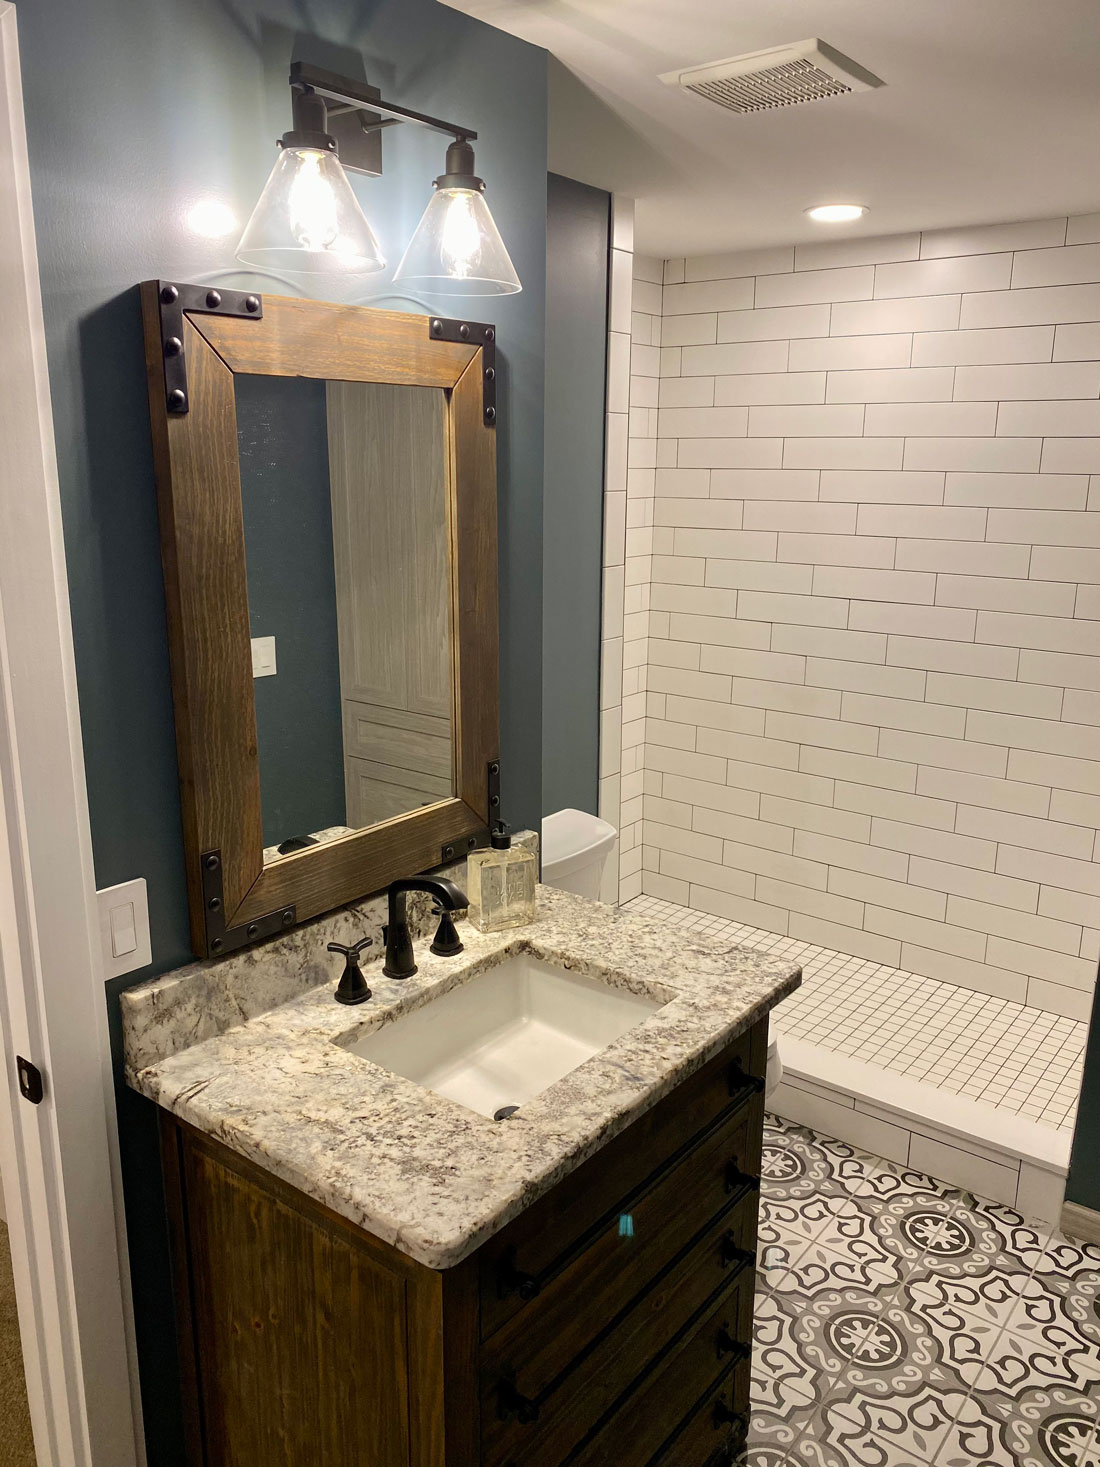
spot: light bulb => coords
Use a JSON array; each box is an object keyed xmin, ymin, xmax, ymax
[
  {"xmin": 439, "ymin": 190, "xmax": 483, "ymax": 278},
  {"xmin": 287, "ymin": 150, "xmax": 340, "ymax": 252}
]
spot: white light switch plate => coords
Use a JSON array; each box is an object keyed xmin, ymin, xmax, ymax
[
  {"xmin": 96, "ymin": 877, "xmax": 152, "ymax": 980},
  {"xmin": 252, "ymin": 636, "xmax": 277, "ymax": 678}
]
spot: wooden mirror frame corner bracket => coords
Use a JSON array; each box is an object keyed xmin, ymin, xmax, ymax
[{"xmin": 140, "ymin": 282, "xmax": 500, "ymax": 957}]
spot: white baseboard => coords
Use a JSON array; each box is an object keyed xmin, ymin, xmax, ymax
[{"xmin": 1061, "ymin": 1200, "xmax": 1100, "ymax": 1246}]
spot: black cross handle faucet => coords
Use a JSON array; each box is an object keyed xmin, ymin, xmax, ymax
[{"xmin": 327, "ymin": 936, "xmax": 374, "ymax": 1005}]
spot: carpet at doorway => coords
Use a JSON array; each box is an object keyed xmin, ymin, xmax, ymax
[{"xmin": 0, "ymin": 1222, "xmax": 35, "ymax": 1465}]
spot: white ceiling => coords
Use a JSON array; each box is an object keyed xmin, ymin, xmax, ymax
[{"xmin": 441, "ymin": 0, "xmax": 1100, "ymax": 258}]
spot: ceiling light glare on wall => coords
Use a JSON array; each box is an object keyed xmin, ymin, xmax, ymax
[
  {"xmin": 805, "ymin": 203, "xmax": 867, "ymax": 223},
  {"xmin": 187, "ymin": 199, "xmax": 239, "ymax": 239}
]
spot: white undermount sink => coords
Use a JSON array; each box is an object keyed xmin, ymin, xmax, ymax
[{"xmin": 345, "ymin": 952, "xmax": 664, "ymax": 1119}]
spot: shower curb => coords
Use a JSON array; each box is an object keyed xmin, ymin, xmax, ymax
[{"xmin": 770, "ymin": 1033, "xmax": 1071, "ymax": 1225}]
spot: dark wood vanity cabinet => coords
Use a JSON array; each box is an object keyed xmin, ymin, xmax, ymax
[{"xmin": 160, "ymin": 1019, "xmax": 768, "ymax": 1467}]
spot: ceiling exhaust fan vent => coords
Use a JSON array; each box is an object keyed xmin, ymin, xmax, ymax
[{"xmin": 660, "ymin": 38, "xmax": 884, "ymax": 115}]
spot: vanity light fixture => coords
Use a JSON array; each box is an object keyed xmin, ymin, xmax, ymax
[
  {"xmin": 237, "ymin": 79, "xmax": 385, "ymax": 275},
  {"xmin": 805, "ymin": 203, "xmax": 868, "ymax": 223},
  {"xmin": 393, "ymin": 136, "xmax": 521, "ymax": 296},
  {"xmin": 236, "ymin": 61, "xmax": 521, "ymax": 294}
]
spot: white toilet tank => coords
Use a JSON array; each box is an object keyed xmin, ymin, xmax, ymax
[{"xmin": 541, "ymin": 809, "xmax": 617, "ymax": 900}]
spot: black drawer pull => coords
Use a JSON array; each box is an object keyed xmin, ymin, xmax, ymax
[
  {"xmin": 714, "ymin": 1400, "xmax": 749, "ymax": 1438},
  {"xmin": 497, "ymin": 1248, "xmax": 542, "ymax": 1302},
  {"xmin": 716, "ymin": 1326, "xmax": 752, "ymax": 1364},
  {"xmin": 724, "ymin": 1161, "xmax": 760, "ymax": 1196},
  {"xmin": 727, "ymin": 1059, "xmax": 765, "ymax": 1100},
  {"xmin": 498, "ymin": 1376, "xmax": 540, "ymax": 1425},
  {"xmin": 719, "ymin": 1234, "xmax": 755, "ymax": 1273}
]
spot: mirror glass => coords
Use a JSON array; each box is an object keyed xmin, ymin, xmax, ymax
[{"xmin": 234, "ymin": 375, "xmax": 455, "ymax": 863}]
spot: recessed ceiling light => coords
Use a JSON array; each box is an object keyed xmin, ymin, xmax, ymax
[{"xmin": 805, "ymin": 203, "xmax": 867, "ymax": 223}]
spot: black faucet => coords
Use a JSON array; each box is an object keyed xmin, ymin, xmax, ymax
[
  {"xmin": 327, "ymin": 936, "xmax": 373, "ymax": 1005},
  {"xmin": 383, "ymin": 875, "xmax": 468, "ymax": 979}
]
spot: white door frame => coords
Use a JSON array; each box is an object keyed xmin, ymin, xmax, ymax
[{"xmin": 0, "ymin": 4, "xmax": 143, "ymax": 1463}]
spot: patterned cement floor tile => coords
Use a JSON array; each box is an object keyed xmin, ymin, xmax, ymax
[
  {"xmin": 786, "ymin": 1387, "xmax": 954, "ymax": 1466},
  {"xmin": 757, "ymin": 1224, "xmax": 815, "ymax": 1282},
  {"xmin": 901, "ymin": 1254, "xmax": 1037, "ymax": 1331},
  {"xmin": 751, "ymin": 1115, "xmax": 1099, "ymax": 1467},
  {"xmin": 968, "ymin": 1323, "xmax": 1100, "ymax": 1400},
  {"xmin": 806, "ymin": 1187, "xmax": 964, "ymax": 1286},
  {"xmin": 947, "ymin": 1192, "xmax": 1054, "ymax": 1263},
  {"xmin": 762, "ymin": 1117, "xmax": 887, "ymax": 1203},
  {"xmin": 769, "ymin": 1238, "xmax": 902, "ymax": 1298},
  {"xmin": 934, "ymin": 1383, "xmax": 1100, "ymax": 1467}
]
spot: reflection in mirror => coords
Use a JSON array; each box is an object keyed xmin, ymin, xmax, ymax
[{"xmin": 235, "ymin": 376, "xmax": 454, "ymax": 862}]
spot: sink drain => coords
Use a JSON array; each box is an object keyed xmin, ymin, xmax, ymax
[{"xmin": 493, "ymin": 1105, "xmax": 520, "ymax": 1121}]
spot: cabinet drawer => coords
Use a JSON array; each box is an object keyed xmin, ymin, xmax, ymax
[
  {"xmin": 482, "ymin": 1197, "xmax": 756, "ymax": 1467},
  {"xmin": 566, "ymin": 1268, "xmax": 754, "ymax": 1467},
  {"xmin": 651, "ymin": 1361, "xmax": 751, "ymax": 1467},
  {"xmin": 482, "ymin": 1102, "xmax": 760, "ymax": 1414},
  {"xmin": 480, "ymin": 1023, "xmax": 767, "ymax": 1341}
]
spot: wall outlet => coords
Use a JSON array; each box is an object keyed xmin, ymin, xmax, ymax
[
  {"xmin": 96, "ymin": 877, "xmax": 152, "ymax": 980},
  {"xmin": 251, "ymin": 636, "xmax": 277, "ymax": 678}
]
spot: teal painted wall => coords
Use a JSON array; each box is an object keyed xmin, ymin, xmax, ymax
[
  {"xmin": 17, "ymin": 1, "xmax": 546, "ymax": 1456},
  {"xmin": 542, "ymin": 172, "xmax": 610, "ymax": 818},
  {"xmin": 1066, "ymin": 979, "xmax": 1100, "ymax": 1212}
]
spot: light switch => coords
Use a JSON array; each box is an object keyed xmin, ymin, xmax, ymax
[
  {"xmin": 110, "ymin": 901, "xmax": 137, "ymax": 958},
  {"xmin": 96, "ymin": 878, "xmax": 152, "ymax": 980},
  {"xmin": 252, "ymin": 636, "xmax": 277, "ymax": 678}
]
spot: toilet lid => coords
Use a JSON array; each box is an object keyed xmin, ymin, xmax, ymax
[{"xmin": 541, "ymin": 808, "xmax": 617, "ymax": 879}]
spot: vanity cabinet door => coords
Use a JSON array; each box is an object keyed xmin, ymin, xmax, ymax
[{"xmin": 166, "ymin": 1125, "xmax": 418, "ymax": 1467}]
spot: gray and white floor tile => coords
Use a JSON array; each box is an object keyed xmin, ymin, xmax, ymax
[{"xmin": 741, "ymin": 1116, "xmax": 1099, "ymax": 1467}]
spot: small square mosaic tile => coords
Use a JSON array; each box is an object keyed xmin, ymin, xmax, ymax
[
  {"xmin": 624, "ymin": 895, "xmax": 1087, "ymax": 1133},
  {"xmin": 744, "ymin": 1115, "xmax": 1100, "ymax": 1467}
]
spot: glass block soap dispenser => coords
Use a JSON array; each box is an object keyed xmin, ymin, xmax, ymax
[{"xmin": 467, "ymin": 822, "xmax": 537, "ymax": 933}]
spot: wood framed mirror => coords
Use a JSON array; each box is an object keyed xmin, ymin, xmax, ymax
[{"xmin": 140, "ymin": 283, "xmax": 499, "ymax": 957}]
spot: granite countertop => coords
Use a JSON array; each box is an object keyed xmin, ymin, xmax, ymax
[{"xmin": 122, "ymin": 886, "xmax": 800, "ymax": 1269}]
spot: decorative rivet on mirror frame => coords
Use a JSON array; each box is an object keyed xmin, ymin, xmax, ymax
[
  {"xmin": 153, "ymin": 280, "xmax": 264, "ymax": 416},
  {"xmin": 198, "ymin": 846, "xmax": 297, "ymax": 957},
  {"xmin": 427, "ymin": 315, "xmax": 498, "ymax": 427},
  {"xmin": 440, "ymin": 833, "xmax": 483, "ymax": 864}
]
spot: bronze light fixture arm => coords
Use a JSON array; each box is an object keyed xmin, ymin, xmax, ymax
[{"xmin": 289, "ymin": 60, "xmax": 476, "ymax": 159}]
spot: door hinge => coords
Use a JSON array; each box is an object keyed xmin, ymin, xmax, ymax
[{"xmin": 16, "ymin": 1056, "xmax": 43, "ymax": 1105}]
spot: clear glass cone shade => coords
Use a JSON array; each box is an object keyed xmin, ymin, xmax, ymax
[
  {"xmin": 393, "ymin": 187, "xmax": 522, "ymax": 296},
  {"xmin": 236, "ymin": 147, "xmax": 385, "ymax": 275}
]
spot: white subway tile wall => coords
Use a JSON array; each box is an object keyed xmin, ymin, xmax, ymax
[
  {"xmin": 597, "ymin": 198, "xmax": 636, "ymax": 902},
  {"xmin": 604, "ymin": 244, "xmax": 663, "ymax": 902},
  {"xmin": 628, "ymin": 217, "xmax": 1100, "ymax": 1015}
]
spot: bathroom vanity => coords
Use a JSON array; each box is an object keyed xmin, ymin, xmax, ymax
[
  {"xmin": 125, "ymin": 889, "xmax": 799, "ymax": 1467},
  {"xmin": 131, "ymin": 290, "xmax": 800, "ymax": 1463}
]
